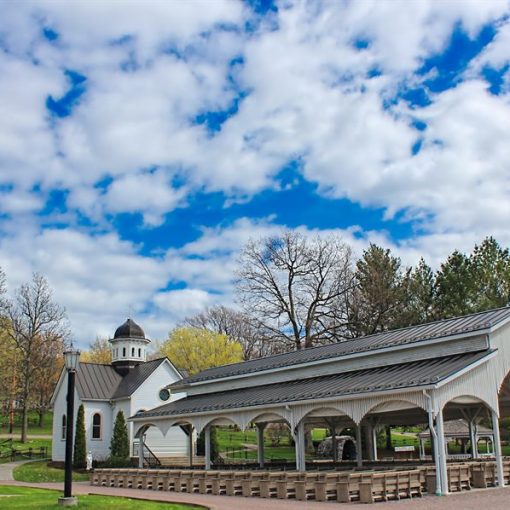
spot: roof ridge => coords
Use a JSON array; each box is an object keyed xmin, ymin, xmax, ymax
[{"xmin": 178, "ymin": 306, "xmax": 510, "ymax": 383}]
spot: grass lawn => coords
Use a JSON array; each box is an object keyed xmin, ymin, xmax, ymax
[
  {"xmin": 0, "ymin": 412, "xmax": 53, "ymax": 436},
  {"xmin": 0, "ymin": 438, "xmax": 52, "ymax": 464},
  {"xmin": 0, "ymin": 486, "xmax": 202, "ymax": 509},
  {"xmin": 13, "ymin": 461, "xmax": 89, "ymax": 483}
]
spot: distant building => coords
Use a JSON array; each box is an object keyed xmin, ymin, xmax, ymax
[{"xmin": 51, "ymin": 318, "xmax": 188, "ymax": 462}]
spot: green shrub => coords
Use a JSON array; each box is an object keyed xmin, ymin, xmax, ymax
[
  {"xmin": 196, "ymin": 426, "xmax": 219, "ymax": 461},
  {"xmin": 110, "ymin": 410, "xmax": 129, "ymax": 460},
  {"xmin": 73, "ymin": 405, "xmax": 86, "ymax": 469}
]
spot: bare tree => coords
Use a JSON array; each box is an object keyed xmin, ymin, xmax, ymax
[
  {"xmin": 183, "ymin": 305, "xmax": 280, "ymax": 359},
  {"xmin": 6, "ymin": 273, "xmax": 69, "ymax": 442},
  {"xmin": 236, "ymin": 231, "xmax": 354, "ymax": 350}
]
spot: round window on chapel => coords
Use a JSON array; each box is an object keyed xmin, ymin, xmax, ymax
[{"xmin": 159, "ymin": 388, "xmax": 170, "ymax": 401}]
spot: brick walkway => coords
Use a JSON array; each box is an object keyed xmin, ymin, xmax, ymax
[{"xmin": 1, "ymin": 480, "xmax": 510, "ymax": 509}]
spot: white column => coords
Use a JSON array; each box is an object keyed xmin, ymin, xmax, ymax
[
  {"xmin": 468, "ymin": 419, "xmax": 477, "ymax": 459},
  {"xmin": 188, "ymin": 424, "xmax": 194, "ymax": 468},
  {"xmin": 138, "ymin": 433, "xmax": 144, "ymax": 468},
  {"xmin": 419, "ymin": 438, "xmax": 424, "ymax": 460},
  {"xmin": 364, "ymin": 424, "xmax": 373, "ymax": 461},
  {"xmin": 257, "ymin": 423, "xmax": 266, "ymax": 468},
  {"xmin": 356, "ymin": 424, "xmax": 363, "ymax": 468},
  {"xmin": 372, "ymin": 424, "xmax": 378, "ymax": 461},
  {"xmin": 204, "ymin": 425, "xmax": 211, "ymax": 470},
  {"xmin": 492, "ymin": 410, "xmax": 505, "ymax": 487},
  {"xmin": 294, "ymin": 421, "xmax": 306, "ymax": 471},
  {"xmin": 436, "ymin": 410, "xmax": 449, "ymax": 495}
]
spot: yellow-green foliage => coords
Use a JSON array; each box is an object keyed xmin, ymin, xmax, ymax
[{"xmin": 159, "ymin": 327, "xmax": 243, "ymax": 376}]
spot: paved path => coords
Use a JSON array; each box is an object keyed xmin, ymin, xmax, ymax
[
  {"xmin": 1, "ymin": 480, "xmax": 510, "ymax": 509},
  {"xmin": 0, "ymin": 460, "xmax": 34, "ymax": 482}
]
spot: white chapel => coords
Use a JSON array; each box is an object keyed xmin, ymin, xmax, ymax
[{"xmin": 51, "ymin": 318, "xmax": 188, "ymax": 462}]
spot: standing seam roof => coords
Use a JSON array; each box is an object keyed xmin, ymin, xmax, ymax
[
  {"xmin": 138, "ymin": 350, "xmax": 492, "ymax": 419},
  {"xmin": 170, "ymin": 307, "xmax": 510, "ymax": 386}
]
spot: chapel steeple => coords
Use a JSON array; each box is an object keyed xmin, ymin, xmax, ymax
[{"xmin": 109, "ymin": 318, "xmax": 150, "ymax": 376}]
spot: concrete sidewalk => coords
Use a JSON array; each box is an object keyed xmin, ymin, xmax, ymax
[
  {"xmin": 0, "ymin": 460, "xmax": 35, "ymax": 482},
  {"xmin": 1, "ymin": 480, "xmax": 510, "ymax": 509}
]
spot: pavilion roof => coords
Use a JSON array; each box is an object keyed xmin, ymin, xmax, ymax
[
  {"xmin": 135, "ymin": 349, "xmax": 492, "ymax": 420},
  {"xmin": 418, "ymin": 418, "xmax": 493, "ymax": 439},
  {"xmin": 170, "ymin": 307, "xmax": 510, "ymax": 388}
]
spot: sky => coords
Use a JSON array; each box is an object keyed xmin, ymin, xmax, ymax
[{"xmin": 1, "ymin": 0, "xmax": 510, "ymax": 347}]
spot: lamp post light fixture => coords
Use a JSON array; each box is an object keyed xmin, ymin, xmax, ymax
[{"xmin": 58, "ymin": 346, "xmax": 81, "ymax": 507}]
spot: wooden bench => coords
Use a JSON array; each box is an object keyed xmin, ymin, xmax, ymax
[
  {"xmin": 241, "ymin": 471, "xmax": 268, "ymax": 497},
  {"xmin": 336, "ymin": 472, "xmax": 374, "ymax": 502},
  {"xmin": 447, "ymin": 465, "xmax": 471, "ymax": 492},
  {"xmin": 259, "ymin": 472, "xmax": 286, "ymax": 498},
  {"xmin": 359, "ymin": 470, "xmax": 422, "ymax": 503}
]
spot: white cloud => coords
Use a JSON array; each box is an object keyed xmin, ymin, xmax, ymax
[{"xmin": 0, "ymin": 0, "xmax": 510, "ymax": 347}]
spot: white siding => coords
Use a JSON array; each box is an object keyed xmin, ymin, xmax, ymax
[
  {"xmin": 83, "ymin": 400, "xmax": 113, "ymax": 461},
  {"xmin": 130, "ymin": 361, "xmax": 188, "ymax": 456},
  {"xmin": 51, "ymin": 371, "xmax": 81, "ymax": 462}
]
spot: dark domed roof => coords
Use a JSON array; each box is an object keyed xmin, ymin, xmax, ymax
[{"xmin": 114, "ymin": 318, "xmax": 145, "ymax": 339}]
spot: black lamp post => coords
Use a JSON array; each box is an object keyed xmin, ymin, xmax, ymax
[{"xmin": 58, "ymin": 347, "xmax": 80, "ymax": 507}]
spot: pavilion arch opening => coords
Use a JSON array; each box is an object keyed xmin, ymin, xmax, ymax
[
  {"xmin": 298, "ymin": 406, "xmax": 358, "ymax": 461},
  {"xmin": 440, "ymin": 395, "xmax": 497, "ymax": 460},
  {"xmin": 360, "ymin": 398, "xmax": 429, "ymax": 461}
]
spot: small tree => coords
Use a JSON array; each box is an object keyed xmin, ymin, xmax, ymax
[
  {"xmin": 110, "ymin": 410, "xmax": 129, "ymax": 460},
  {"xmin": 196, "ymin": 427, "xmax": 219, "ymax": 462},
  {"xmin": 73, "ymin": 404, "xmax": 86, "ymax": 468}
]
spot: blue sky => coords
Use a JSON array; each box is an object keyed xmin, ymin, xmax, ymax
[{"xmin": 1, "ymin": 0, "xmax": 510, "ymax": 345}]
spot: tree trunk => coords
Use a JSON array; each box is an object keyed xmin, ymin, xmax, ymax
[
  {"xmin": 38, "ymin": 408, "xmax": 44, "ymax": 428},
  {"xmin": 21, "ymin": 401, "xmax": 28, "ymax": 443}
]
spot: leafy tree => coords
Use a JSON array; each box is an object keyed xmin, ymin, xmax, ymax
[
  {"xmin": 110, "ymin": 410, "xmax": 129, "ymax": 460},
  {"xmin": 81, "ymin": 337, "xmax": 112, "ymax": 364},
  {"xmin": 469, "ymin": 237, "xmax": 510, "ymax": 311},
  {"xmin": 73, "ymin": 404, "xmax": 86, "ymax": 469},
  {"xmin": 405, "ymin": 258, "xmax": 436, "ymax": 324},
  {"xmin": 236, "ymin": 231, "xmax": 354, "ymax": 350},
  {"xmin": 348, "ymin": 244, "xmax": 411, "ymax": 336},
  {"xmin": 183, "ymin": 305, "xmax": 279, "ymax": 360},
  {"xmin": 158, "ymin": 327, "xmax": 243, "ymax": 376},
  {"xmin": 5, "ymin": 273, "xmax": 69, "ymax": 442},
  {"xmin": 434, "ymin": 250, "xmax": 474, "ymax": 319},
  {"xmin": 196, "ymin": 426, "xmax": 219, "ymax": 462}
]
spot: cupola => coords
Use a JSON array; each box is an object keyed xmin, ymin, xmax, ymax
[{"xmin": 109, "ymin": 318, "xmax": 150, "ymax": 376}]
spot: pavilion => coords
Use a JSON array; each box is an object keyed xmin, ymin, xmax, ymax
[{"xmin": 131, "ymin": 307, "xmax": 510, "ymax": 495}]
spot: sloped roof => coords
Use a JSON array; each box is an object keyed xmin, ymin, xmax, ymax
[
  {"xmin": 75, "ymin": 358, "xmax": 166, "ymax": 400},
  {"xmin": 75, "ymin": 363, "xmax": 122, "ymax": 400},
  {"xmin": 136, "ymin": 350, "xmax": 492, "ymax": 419},
  {"xmin": 112, "ymin": 358, "xmax": 166, "ymax": 399},
  {"xmin": 170, "ymin": 307, "xmax": 510, "ymax": 387},
  {"xmin": 418, "ymin": 419, "xmax": 492, "ymax": 439}
]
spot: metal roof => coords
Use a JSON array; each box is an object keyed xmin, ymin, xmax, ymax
[
  {"xmin": 75, "ymin": 363, "xmax": 122, "ymax": 400},
  {"xmin": 418, "ymin": 419, "xmax": 492, "ymax": 439},
  {"xmin": 112, "ymin": 358, "xmax": 166, "ymax": 399},
  {"xmin": 136, "ymin": 350, "xmax": 493, "ymax": 419},
  {"xmin": 75, "ymin": 358, "xmax": 166, "ymax": 400},
  {"xmin": 170, "ymin": 307, "xmax": 510, "ymax": 387}
]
